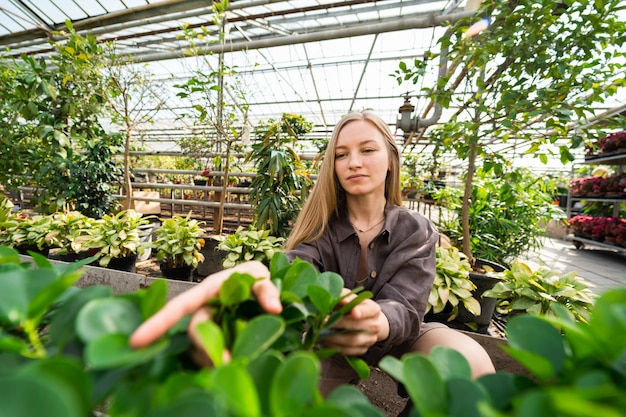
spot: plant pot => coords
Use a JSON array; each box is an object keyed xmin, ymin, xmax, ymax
[
  {"xmin": 107, "ymin": 254, "xmax": 138, "ymax": 273},
  {"xmin": 454, "ymin": 259, "xmax": 506, "ymax": 334},
  {"xmin": 16, "ymin": 244, "xmax": 50, "ymax": 258},
  {"xmin": 196, "ymin": 237, "xmax": 227, "ymax": 276},
  {"xmin": 160, "ymin": 263, "xmax": 194, "ymax": 281}
]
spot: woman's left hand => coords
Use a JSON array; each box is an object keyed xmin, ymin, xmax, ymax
[{"xmin": 321, "ymin": 290, "xmax": 390, "ymax": 356}]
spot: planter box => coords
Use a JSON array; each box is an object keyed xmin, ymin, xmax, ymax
[{"xmin": 20, "ymin": 255, "xmax": 195, "ymax": 299}]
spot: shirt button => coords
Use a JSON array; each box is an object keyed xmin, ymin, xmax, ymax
[
  {"xmin": 371, "ymin": 271, "xmax": 377, "ymax": 279},
  {"xmin": 369, "ymin": 242, "xmax": 375, "ymax": 249}
]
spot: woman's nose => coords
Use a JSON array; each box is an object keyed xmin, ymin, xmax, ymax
[{"xmin": 348, "ymin": 153, "xmax": 362, "ymax": 167}]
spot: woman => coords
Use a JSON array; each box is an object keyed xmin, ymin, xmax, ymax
[{"xmin": 130, "ymin": 111, "xmax": 494, "ymax": 396}]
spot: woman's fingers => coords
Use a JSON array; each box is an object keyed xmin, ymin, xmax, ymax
[{"xmin": 129, "ymin": 261, "xmax": 278, "ymax": 348}]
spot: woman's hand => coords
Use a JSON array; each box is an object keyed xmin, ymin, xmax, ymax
[
  {"xmin": 321, "ymin": 289, "xmax": 390, "ymax": 356},
  {"xmin": 129, "ymin": 261, "xmax": 282, "ymax": 349}
]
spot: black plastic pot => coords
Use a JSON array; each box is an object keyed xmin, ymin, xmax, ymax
[
  {"xmin": 107, "ymin": 254, "xmax": 138, "ymax": 273},
  {"xmin": 456, "ymin": 259, "xmax": 506, "ymax": 333},
  {"xmin": 196, "ymin": 237, "xmax": 227, "ymax": 277},
  {"xmin": 160, "ymin": 263, "xmax": 194, "ymax": 281}
]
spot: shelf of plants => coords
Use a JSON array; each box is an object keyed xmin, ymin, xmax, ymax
[{"xmin": 566, "ymin": 131, "xmax": 626, "ymax": 252}]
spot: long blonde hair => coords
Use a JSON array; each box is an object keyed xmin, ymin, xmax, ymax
[{"xmin": 285, "ymin": 110, "xmax": 402, "ymax": 250}]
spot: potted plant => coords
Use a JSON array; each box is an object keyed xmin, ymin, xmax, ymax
[
  {"xmin": 153, "ymin": 213, "xmax": 205, "ymax": 281},
  {"xmin": 426, "ymin": 246, "xmax": 502, "ymax": 333},
  {"xmin": 216, "ymin": 225, "xmax": 285, "ymax": 269},
  {"xmin": 482, "ymin": 261, "xmax": 595, "ymax": 323},
  {"xmin": 47, "ymin": 210, "xmax": 98, "ymax": 261},
  {"xmin": 7, "ymin": 213, "xmax": 55, "ymax": 257},
  {"xmin": 90, "ymin": 209, "xmax": 150, "ymax": 272}
]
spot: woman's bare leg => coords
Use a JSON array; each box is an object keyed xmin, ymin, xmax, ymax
[{"xmin": 410, "ymin": 327, "xmax": 495, "ymax": 379}]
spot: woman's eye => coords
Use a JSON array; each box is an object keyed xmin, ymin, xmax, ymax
[{"xmin": 335, "ymin": 153, "xmax": 346, "ymax": 159}]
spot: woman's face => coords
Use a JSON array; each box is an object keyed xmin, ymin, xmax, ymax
[{"xmin": 334, "ymin": 119, "xmax": 390, "ymax": 199}]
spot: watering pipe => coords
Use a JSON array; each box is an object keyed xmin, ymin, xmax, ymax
[{"xmin": 396, "ymin": 28, "xmax": 450, "ymax": 140}]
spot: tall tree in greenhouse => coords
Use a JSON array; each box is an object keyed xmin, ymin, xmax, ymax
[
  {"xmin": 0, "ymin": 22, "xmax": 123, "ymax": 217},
  {"xmin": 396, "ymin": 0, "xmax": 626, "ymax": 264},
  {"xmin": 105, "ymin": 54, "xmax": 167, "ymax": 210},
  {"xmin": 175, "ymin": 0, "xmax": 249, "ymax": 234}
]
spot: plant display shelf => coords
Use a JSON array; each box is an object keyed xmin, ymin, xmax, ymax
[{"xmin": 566, "ymin": 152, "xmax": 626, "ymax": 252}]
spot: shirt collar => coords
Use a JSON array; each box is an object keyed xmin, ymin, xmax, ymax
[{"xmin": 334, "ymin": 204, "xmax": 397, "ymax": 243}]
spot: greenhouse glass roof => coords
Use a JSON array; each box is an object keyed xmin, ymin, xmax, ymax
[{"xmin": 1, "ymin": 0, "xmax": 625, "ymax": 166}]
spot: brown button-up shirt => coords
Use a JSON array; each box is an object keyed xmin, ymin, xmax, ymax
[{"xmin": 287, "ymin": 204, "xmax": 439, "ymax": 360}]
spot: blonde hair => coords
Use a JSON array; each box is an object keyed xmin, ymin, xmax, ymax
[{"xmin": 285, "ymin": 110, "xmax": 402, "ymax": 250}]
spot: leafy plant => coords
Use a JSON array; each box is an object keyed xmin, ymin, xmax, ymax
[
  {"xmin": 153, "ymin": 213, "xmax": 206, "ymax": 268},
  {"xmin": 7, "ymin": 214, "xmax": 56, "ymax": 253},
  {"xmin": 380, "ymin": 286, "xmax": 626, "ymax": 417},
  {"xmin": 248, "ymin": 113, "xmax": 314, "ymax": 237},
  {"xmin": 483, "ymin": 261, "xmax": 595, "ymax": 323},
  {"xmin": 90, "ymin": 209, "xmax": 151, "ymax": 267},
  {"xmin": 0, "ymin": 22, "xmax": 123, "ymax": 216},
  {"xmin": 427, "ymin": 246, "xmax": 480, "ymax": 321},
  {"xmin": 395, "ymin": 0, "xmax": 626, "ymax": 264},
  {"xmin": 217, "ymin": 225, "xmax": 285, "ymax": 268},
  {"xmin": 436, "ymin": 168, "xmax": 565, "ymax": 267},
  {"xmin": 47, "ymin": 210, "xmax": 97, "ymax": 256},
  {"xmin": 0, "ymin": 246, "xmax": 381, "ymax": 416}
]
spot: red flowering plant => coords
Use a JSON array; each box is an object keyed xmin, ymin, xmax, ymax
[
  {"xmin": 569, "ymin": 178, "xmax": 586, "ymax": 196},
  {"xmin": 591, "ymin": 220, "xmax": 608, "ymax": 240},
  {"xmin": 614, "ymin": 221, "xmax": 626, "ymax": 245},
  {"xmin": 568, "ymin": 215, "xmax": 593, "ymax": 236}
]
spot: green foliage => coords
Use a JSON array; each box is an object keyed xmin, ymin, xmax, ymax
[
  {"xmin": 437, "ymin": 168, "xmax": 565, "ymax": 266},
  {"xmin": 0, "ymin": 21, "xmax": 123, "ymax": 216},
  {"xmin": 90, "ymin": 209, "xmax": 151, "ymax": 267},
  {"xmin": 217, "ymin": 225, "xmax": 285, "ymax": 268},
  {"xmin": 248, "ymin": 114, "xmax": 314, "ymax": 237},
  {"xmin": 0, "ymin": 247, "xmax": 381, "ymax": 416},
  {"xmin": 428, "ymin": 246, "xmax": 480, "ymax": 320},
  {"xmin": 380, "ymin": 286, "xmax": 626, "ymax": 417},
  {"xmin": 153, "ymin": 213, "xmax": 206, "ymax": 268},
  {"xmin": 483, "ymin": 261, "xmax": 595, "ymax": 322}
]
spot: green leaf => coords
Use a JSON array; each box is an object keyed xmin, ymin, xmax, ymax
[
  {"xmin": 76, "ymin": 298, "xmax": 142, "ymax": 342},
  {"xmin": 307, "ymin": 285, "xmax": 333, "ymax": 316},
  {"xmin": 0, "ymin": 371, "xmax": 84, "ymax": 417},
  {"xmin": 0, "ymin": 267, "xmax": 57, "ymax": 325},
  {"xmin": 195, "ymin": 320, "xmax": 225, "ymax": 367},
  {"xmin": 48, "ymin": 285, "xmax": 113, "ymax": 349},
  {"xmin": 247, "ymin": 352, "xmax": 283, "ymax": 415},
  {"xmin": 282, "ymin": 261, "xmax": 318, "ymax": 298},
  {"xmin": 270, "ymin": 352, "xmax": 320, "ymax": 416},
  {"xmin": 85, "ymin": 333, "xmax": 168, "ymax": 369},
  {"xmin": 429, "ymin": 346, "xmax": 472, "ymax": 380},
  {"xmin": 345, "ymin": 355, "xmax": 370, "ymax": 380},
  {"xmin": 139, "ymin": 279, "xmax": 168, "ymax": 320},
  {"xmin": 212, "ymin": 363, "xmax": 261, "ymax": 417},
  {"xmin": 219, "ymin": 273, "xmax": 256, "ymax": 307},
  {"xmin": 447, "ymin": 378, "xmax": 489, "ymax": 417},
  {"xmin": 505, "ymin": 315, "xmax": 566, "ymax": 379},
  {"xmin": 232, "ymin": 315, "xmax": 285, "ymax": 360},
  {"xmin": 402, "ymin": 353, "xmax": 446, "ymax": 414},
  {"xmin": 378, "ymin": 356, "xmax": 405, "ymax": 384}
]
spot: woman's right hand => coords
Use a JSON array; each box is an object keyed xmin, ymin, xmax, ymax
[{"xmin": 129, "ymin": 261, "xmax": 282, "ymax": 353}]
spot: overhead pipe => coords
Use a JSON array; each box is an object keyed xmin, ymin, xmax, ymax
[{"xmin": 396, "ymin": 28, "xmax": 451, "ymax": 141}]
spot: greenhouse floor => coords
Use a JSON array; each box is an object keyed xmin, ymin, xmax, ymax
[{"xmin": 522, "ymin": 236, "xmax": 626, "ymax": 294}]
